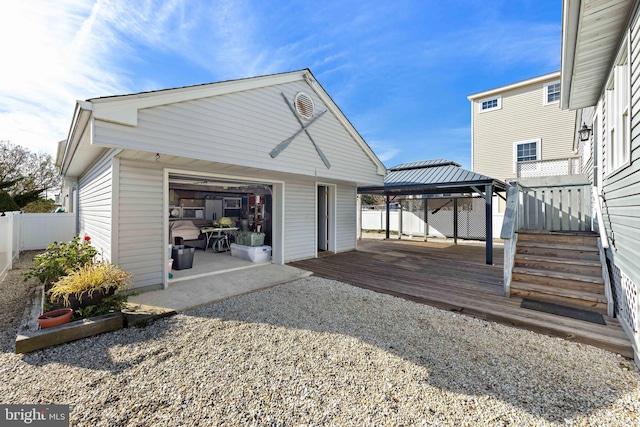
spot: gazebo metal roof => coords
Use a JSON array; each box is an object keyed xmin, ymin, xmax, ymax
[
  {"xmin": 358, "ymin": 159, "xmax": 506, "ymax": 196},
  {"xmin": 357, "ymin": 159, "xmax": 506, "ymax": 264}
]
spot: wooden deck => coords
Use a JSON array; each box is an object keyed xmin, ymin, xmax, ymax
[{"xmin": 289, "ymin": 238, "xmax": 634, "ymax": 359}]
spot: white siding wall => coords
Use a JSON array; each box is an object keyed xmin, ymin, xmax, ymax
[
  {"xmin": 283, "ymin": 181, "xmax": 316, "ymax": 262},
  {"xmin": 336, "ymin": 185, "xmax": 357, "ymax": 252},
  {"xmin": 93, "ymin": 80, "xmax": 382, "ymax": 186},
  {"xmin": 118, "ymin": 160, "xmax": 164, "ymax": 289},
  {"xmin": 472, "ymin": 81, "xmax": 577, "ymax": 180},
  {"xmin": 78, "ymin": 150, "xmax": 116, "ymax": 260}
]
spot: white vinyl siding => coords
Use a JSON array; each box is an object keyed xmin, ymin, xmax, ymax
[
  {"xmin": 335, "ymin": 185, "xmax": 357, "ymax": 252},
  {"xmin": 283, "ymin": 181, "xmax": 316, "ymax": 262},
  {"xmin": 117, "ymin": 160, "xmax": 164, "ymax": 289},
  {"xmin": 77, "ymin": 149, "xmax": 116, "ymax": 260},
  {"xmin": 606, "ymin": 34, "xmax": 631, "ymax": 176},
  {"xmin": 600, "ymin": 13, "xmax": 640, "ymax": 291},
  {"xmin": 92, "ymin": 80, "xmax": 382, "ymax": 186},
  {"xmin": 471, "ymin": 79, "xmax": 576, "ymax": 180}
]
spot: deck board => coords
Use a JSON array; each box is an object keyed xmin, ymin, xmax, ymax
[{"xmin": 289, "ymin": 238, "xmax": 634, "ymax": 358}]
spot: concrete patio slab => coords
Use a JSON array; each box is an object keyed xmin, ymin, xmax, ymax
[{"xmin": 127, "ymin": 263, "xmax": 312, "ymax": 314}]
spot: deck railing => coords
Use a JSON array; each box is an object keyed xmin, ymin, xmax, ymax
[
  {"xmin": 517, "ymin": 156, "xmax": 581, "ymax": 178},
  {"xmin": 500, "ymin": 179, "xmax": 593, "ymax": 296}
]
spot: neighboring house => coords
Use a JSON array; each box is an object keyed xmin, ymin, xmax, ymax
[
  {"xmin": 468, "ymin": 71, "xmax": 579, "ymax": 182},
  {"xmin": 56, "ymin": 69, "xmax": 386, "ymax": 291},
  {"xmin": 468, "ymin": 72, "xmax": 581, "ymax": 237},
  {"xmin": 560, "ymin": 0, "xmax": 640, "ymax": 366}
]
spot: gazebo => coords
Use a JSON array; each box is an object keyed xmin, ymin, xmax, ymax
[{"xmin": 357, "ymin": 159, "xmax": 507, "ymax": 264}]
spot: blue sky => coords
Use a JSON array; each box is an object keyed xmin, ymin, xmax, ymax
[{"xmin": 1, "ymin": 0, "xmax": 562, "ymax": 169}]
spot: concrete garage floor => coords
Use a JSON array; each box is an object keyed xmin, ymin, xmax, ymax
[{"xmin": 128, "ymin": 260, "xmax": 312, "ymax": 313}]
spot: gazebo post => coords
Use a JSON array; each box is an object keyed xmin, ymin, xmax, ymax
[
  {"xmin": 453, "ymin": 198, "xmax": 458, "ymax": 245},
  {"xmin": 485, "ymin": 184, "xmax": 493, "ymax": 265},
  {"xmin": 385, "ymin": 194, "xmax": 391, "ymax": 239},
  {"xmin": 423, "ymin": 197, "xmax": 428, "ymax": 241},
  {"xmin": 398, "ymin": 202, "xmax": 403, "ymax": 240}
]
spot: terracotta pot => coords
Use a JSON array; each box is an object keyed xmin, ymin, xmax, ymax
[{"xmin": 37, "ymin": 308, "xmax": 73, "ymax": 329}]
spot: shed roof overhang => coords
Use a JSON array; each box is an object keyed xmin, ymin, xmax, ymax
[{"xmin": 560, "ymin": 0, "xmax": 635, "ymax": 110}]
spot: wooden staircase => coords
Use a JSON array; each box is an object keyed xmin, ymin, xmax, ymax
[{"xmin": 510, "ymin": 231, "xmax": 607, "ymax": 314}]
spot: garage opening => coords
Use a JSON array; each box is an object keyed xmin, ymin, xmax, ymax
[{"xmin": 168, "ymin": 173, "xmax": 273, "ymax": 281}]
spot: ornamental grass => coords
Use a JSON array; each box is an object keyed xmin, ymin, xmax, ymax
[{"xmin": 48, "ymin": 261, "xmax": 133, "ymax": 307}]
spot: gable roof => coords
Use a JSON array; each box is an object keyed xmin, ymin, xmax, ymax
[
  {"xmin": 560, "ymin": 0, "xmax": 635, "ymax": 109},
  {"xmin": 58, "ymin": 69, "xmax": 386, "ymax": 176},
  {"xmin": 467, "ymin": 71, "xmax": 560, "ymax": 101},
  {"xmin": 358, "ymin": 159, "xmax": 506, "ymax": 196}
]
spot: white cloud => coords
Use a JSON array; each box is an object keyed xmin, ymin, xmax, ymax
[{"xmin": 0, "ymin": 0, "xmax": 130, "ymax": 156}]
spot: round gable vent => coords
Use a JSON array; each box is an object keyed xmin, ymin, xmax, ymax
[{"xmin": 294, "ymin": 92, "xmax": 314, "ymax": 120}]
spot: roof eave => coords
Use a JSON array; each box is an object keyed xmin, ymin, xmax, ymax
[
  {"xmin": 468, "ymin": 71, "xmax": 561, "ymax": 101},
  {"xmin": 560, "ymin": 0, "xmax": 635, "ymax": 110},
  {"xmin": 358, "ymin": 179, "xmax": 504, "ymax": 195},
  {"xmin": 560, "ymin": 0, "xmax": 580, "ymax": 110},
  {"xmin": 60, "ymin": 101, "xmax": 93, "ymax": 176}
]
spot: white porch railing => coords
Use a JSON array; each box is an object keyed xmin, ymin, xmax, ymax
[
  {"xmin": 517, "ymin": 156, "xmax": 581, "ymax": 178},
  {"xmin": 500, "ymin": 180, "xmax": 593, "ymax": 296}
]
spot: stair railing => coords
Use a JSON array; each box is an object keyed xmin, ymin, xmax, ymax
[
  {"xmin": 500, "ymin": 183, "xmax": 521, "ymax": 296},
  {"xmin": 593, "ymin": 186, "xmax": 614, "ymax": 317}
]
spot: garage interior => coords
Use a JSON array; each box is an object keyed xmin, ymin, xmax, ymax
[{"xmin": 168, "ymin": 173, "xmax": 273, "ymax": 281}]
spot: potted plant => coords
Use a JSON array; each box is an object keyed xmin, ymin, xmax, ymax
[
  {"xmin": 37, "ymin": 308, "xmax": 73, "ymax": 329},
  {"xmin": 47, "ymin": 261, "xmax": 133, "ymax": 311}
]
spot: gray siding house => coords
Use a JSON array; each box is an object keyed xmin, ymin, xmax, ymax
[
  {"xmin": 57, "ymin": 69, "xmax": 385, "ymax": 291},
  {"xmin": 468, "ymin": 72, "xmax": 579, "ymax": 182},
  {"xmin": 561, "ymin": 0, "xmax": 640, "ymax": 366}
]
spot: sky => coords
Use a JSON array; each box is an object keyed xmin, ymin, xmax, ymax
[{"xmin": 0, "ymin": 0, "xmax": 562, "ymax": 170}]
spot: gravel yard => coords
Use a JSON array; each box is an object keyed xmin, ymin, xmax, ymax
[{"xmin": 1, "ymin": 252, "xmax": 639, "ymax": 426}]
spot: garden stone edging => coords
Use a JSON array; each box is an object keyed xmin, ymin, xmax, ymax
[{"xmin": 15, "ymin": 283, "xmax": 177, "ymax": 353}]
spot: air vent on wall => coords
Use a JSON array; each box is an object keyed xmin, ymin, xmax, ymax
[{"xmin": 294, "ymin": 92, "xmax": 314, "ymax": 120}]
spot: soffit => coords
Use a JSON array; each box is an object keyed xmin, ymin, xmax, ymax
[{"xmin": 561, "ymin": 0, "xmax": 634, "ymax": 109}]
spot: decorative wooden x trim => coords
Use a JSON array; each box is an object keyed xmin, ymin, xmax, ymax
[{"xmin": 269, "ymin": 92, "xmax": 331, "ymax": 169}]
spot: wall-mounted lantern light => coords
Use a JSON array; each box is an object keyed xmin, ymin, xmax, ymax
[{"xmin": 579, "ymin": 123, "xmax": 592, "ymax": 141}]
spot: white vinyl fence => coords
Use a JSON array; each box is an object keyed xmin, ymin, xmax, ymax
[{"xmin": 0, "ymin": 212, "xmax": 76, "ymax": 281}]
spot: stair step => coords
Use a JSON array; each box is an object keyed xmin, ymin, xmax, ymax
[
  {"xmin": 514, "ymin": 255, "xmax": 603, "ymax": 276},
  {"xmin": 518, "ymin": 231, "xmax": 599, "ymax": 245},
  {"xmin": 516, "ymin": 240, "xmax": 598, "ymax": 252},
  {"xmin": 516, "ymin": 243, "xmax": 600, "ymax": 261},
  {"xmin": 510, "ymin": 281, "xmax": 607, "ymax": 304},
  {"xmin": 510, "ymin": 285, "xmax": 608, "ymax": 315},
  {"xmin": 514, "ymin": 254, "xmax": 601, "ymax": 267},
  {"xmin": 511, "ymin": 272, "xmax": 604, "ymax": 294},
  {"xmin": 512, "ymin": 267, "xmax": 603, "ymax": 285}
]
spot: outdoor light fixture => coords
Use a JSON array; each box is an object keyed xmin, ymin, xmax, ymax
[{"xmin": 579, "ymin": 123, "xmax": 592, "ymax": 141}]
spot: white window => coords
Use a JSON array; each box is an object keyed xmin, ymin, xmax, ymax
[
  {"xmin": 479, "ymin": 95, "xmax": 501, "ymax": 112},
  {"xmin": 606, "ymin": 35, "xmax": 631, "ymax": 175},
  {"xmin": 544, "ymin": 81, "xmax": 560, "ymax": 105},
  {"xmin": 513, "ymin": 139, "xmax": 542, "ymax": 174}
]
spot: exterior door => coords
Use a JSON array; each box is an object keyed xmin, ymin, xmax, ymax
[{"xmin": 318, "ymin": 186, "xmax": 328, "ymax": 251}]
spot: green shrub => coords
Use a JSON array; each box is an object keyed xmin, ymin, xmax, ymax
[
  {"xmin": 24, "ymin": 235, "xmax": 98, "ymax": 286},
  {"xmin": 0, "ymin": 190, "xmax": 19, "ymax": 212}
]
